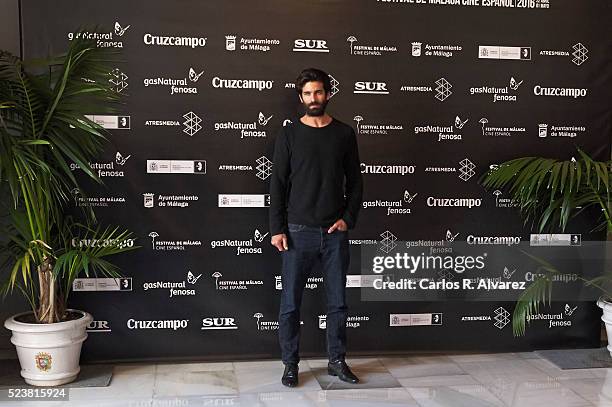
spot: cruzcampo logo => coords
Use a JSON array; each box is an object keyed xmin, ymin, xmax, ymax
[{"xmin": 35, "ymin": 352, "xmax": 52, "ymax": 372}]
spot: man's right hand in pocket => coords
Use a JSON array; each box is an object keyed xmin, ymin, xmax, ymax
[{"xmin": 271, "ymin": 233, "xmax": 289, "ymax": 251}]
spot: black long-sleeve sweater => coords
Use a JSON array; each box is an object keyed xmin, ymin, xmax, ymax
[{"xmin": 269, "ymin": 118, "xmax": 363, "ymax": 235}]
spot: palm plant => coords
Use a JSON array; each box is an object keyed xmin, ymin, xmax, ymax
[
  {"xmin": 0, "ymin": 37, "xmax": 136, "ymax": 324},
  {"xmin": 481, "ymin": 147, "xmax": 611, "ymax": 335}
]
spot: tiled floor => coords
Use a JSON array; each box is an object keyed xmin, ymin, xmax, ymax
[{"xmin": 3, "ymin": 352, "xmax": 612, "ymax": 406}]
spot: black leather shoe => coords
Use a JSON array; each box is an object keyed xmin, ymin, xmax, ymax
[
  {"xmin": 328, "ymin": 360, "xmax": 359, "ymax": 384},
  {"xmin": 281, "ymin": 363, "xmax": 299, "ymax": 387}
]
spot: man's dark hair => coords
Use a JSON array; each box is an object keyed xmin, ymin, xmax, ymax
[{"xmin": 295, "ymin": 68, "xmax": 331, "ymax": 95}]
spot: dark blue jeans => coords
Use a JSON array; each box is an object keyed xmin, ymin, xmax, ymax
[{"xmin": 279, "ymin": 223, "xmax": 350, "ymax": 365}]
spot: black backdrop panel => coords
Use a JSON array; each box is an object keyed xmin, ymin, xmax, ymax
[{"xmin": 16, "ymin": 0, "xmax": 612, "ymax": 362}]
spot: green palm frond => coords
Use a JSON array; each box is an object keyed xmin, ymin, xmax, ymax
[
  {"xmin": 484, "ymin": 151, "xmax": 611, "ymax": 336},
  {"xmin": 0, "ymin": 39, "xmax": 121, "ymax": 211},
  {"xmin": 513, "ymin": 249, "xmax": 612, "ymax": 336},
  {"xmin": 53, "ymin": 222, "xmax": 139, "ymax": 306},
  {"xmin": 512, "ymin": 250, "xmax": 558, "ymax": 336},
  {"xmin": 513, "ymin": 276, "xmax": 553, "ymax": 337},
  {"xmin": 0, "ymin": 33, "xmax": 137, "ymax": 322},
  {"xmin": 481, "ymin": 149, "xmax": 611, "ymax": 233}
]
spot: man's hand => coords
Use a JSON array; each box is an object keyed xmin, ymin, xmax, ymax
[
  {"xmin": 271, "ymin": 233, "xmax": 289, "ymax": 251},
  {"xmin": 328, "ymin": 219, "xmax": 348, "ymax": 234}
]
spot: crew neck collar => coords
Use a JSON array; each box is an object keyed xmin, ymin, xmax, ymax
[{"xmin": 298, "ymin": 117, "xmax": 334, "ymax": 129}]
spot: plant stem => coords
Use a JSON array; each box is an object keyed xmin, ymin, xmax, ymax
[{"xmin": 49, "ymin": 272, "xmax": 55, "ymax": 323}]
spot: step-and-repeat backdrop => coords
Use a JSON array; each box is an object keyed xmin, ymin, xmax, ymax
[{"xmin": 17, "ymin": 0, "xmax": 612, "ymax": 362}]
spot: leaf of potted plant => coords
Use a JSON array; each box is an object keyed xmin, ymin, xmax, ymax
[
  {"xmin": 0, "ymin": 34, "xmax": 137, "ymax": 386},
  {"xmin": 481, "ymin": 148, "xmax": 611, "ymax": 349}
]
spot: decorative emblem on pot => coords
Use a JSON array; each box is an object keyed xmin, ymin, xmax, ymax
[{"xmin": 35, "ymin": 352, "xmax": 52, "ymax": 372}]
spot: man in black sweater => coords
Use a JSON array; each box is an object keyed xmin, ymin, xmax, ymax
[{"xmin": 269, "ymin": 68, "xmax": 363, "ymax": 387}]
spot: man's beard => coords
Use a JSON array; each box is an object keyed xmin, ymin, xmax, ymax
[{"xmin": 304, "ymin": 100, "xmax": 328, "ymax": 117}]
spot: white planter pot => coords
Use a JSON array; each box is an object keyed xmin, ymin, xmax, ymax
[
  {"xmin": 4, "ymin": 309, "xmax": 93, "ymax": 386},
  {"xmin": 597, "ymin": 297, "xmax": 612, "ymax": 358}
]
